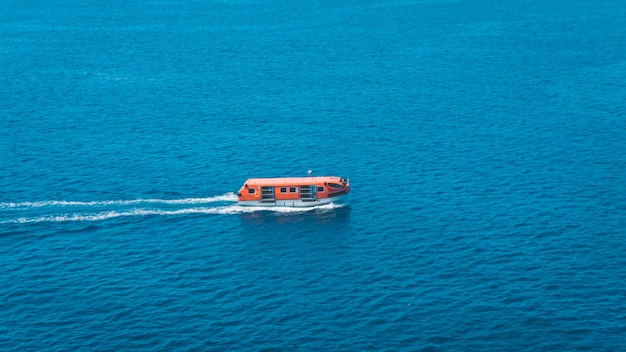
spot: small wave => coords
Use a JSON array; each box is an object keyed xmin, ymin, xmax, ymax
[{"xmin": 0, "ymin": 193, "xmax": 238, "ymax": 209}]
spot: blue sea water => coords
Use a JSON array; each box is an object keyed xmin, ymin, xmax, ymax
[{"xmin": 1, "ymin": 0, "xmax": 626, "ymax": 350}]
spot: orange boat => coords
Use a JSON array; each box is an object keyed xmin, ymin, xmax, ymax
[{"xmin": 237, "ymin": 172, "xmax": 350, "ymax": 207}]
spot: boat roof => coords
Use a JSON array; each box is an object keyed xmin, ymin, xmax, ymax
[{"xmin": 243, "ymin": 176, "xmax": 343, "ymax": 186}]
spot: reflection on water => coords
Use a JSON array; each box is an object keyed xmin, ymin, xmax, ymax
[
  {"xmin": 238, "ymin": 206, "xmax": 354, "ymax": 253},
  {"xmin": 239, "ymin": 205, "xmax": 351, "ymax": 230}
]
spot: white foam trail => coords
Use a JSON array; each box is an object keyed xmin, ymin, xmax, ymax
[
  {"xmin": 4, "ymin": 207, "xmax": 230, "ymax": 224},
  {"xmin": 0, "ymin": 202, "xmax": 345, "ymax": 224},
  {"xmin": 0, "ymin": 193, "xmax": 238, "ymax": 209}
]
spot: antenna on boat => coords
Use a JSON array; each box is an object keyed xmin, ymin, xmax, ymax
[{"xmin": 308, "ymin": 170, "xmax": 312, "ymax": 177}]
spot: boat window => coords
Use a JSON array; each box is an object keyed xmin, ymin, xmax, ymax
[
  {"xmin": 248, "ymin": 188, "xmax": 255, "ymax": 194},
  {"xmin": 328, "ymin": 183, "xmax": 343, "ymax": 188},
  {"xmin": 280, "ymin": 187, "xmax": 287, "ymax": 193},
  {"xmin": 289, "ymin": 187, "xmax": 297, "ymax": 193},
  {"xmin": 317, "ymin": 186, "xmax": 324, "ymax": 192}
]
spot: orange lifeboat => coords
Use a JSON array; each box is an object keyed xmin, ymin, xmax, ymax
[{"xmin": 237, "ymin": 172, "xmax": 350, "ymax": 207}]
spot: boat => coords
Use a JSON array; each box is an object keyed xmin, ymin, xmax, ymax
[{"xmin": 237, "ymin": 171, "xmax": 350, "ymax": 207}]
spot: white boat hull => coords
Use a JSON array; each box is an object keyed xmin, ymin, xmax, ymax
[{"xmin": 238, "ymin": 193, "xmax": 349, "ymax": 208}]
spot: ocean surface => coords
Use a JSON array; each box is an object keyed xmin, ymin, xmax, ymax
[{"xmin": 1, "ymin": 0, "xmax": 626, "ymax": 350}]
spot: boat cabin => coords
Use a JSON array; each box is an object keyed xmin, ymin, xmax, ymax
[{"xmin": 237, "ymin": 176, "xmax": 349, "ymax": 206}]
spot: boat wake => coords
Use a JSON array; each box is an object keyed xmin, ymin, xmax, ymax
[
  {"xmin": 0, "ymin": 193, "xmax": 238, "ymax": 209},
  {"xmin": 0, "ymin": 193, "xmax": 346, "ymax": 224}
]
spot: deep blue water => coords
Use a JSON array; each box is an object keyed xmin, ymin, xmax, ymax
[{"xmin": 2, "ymin": 0, "xmax": 626, "ymax": 350}]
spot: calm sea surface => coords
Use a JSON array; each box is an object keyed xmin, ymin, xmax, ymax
[{"xmin": 1, "ymin": 0, "xmax": 626, "ymax": 350}]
